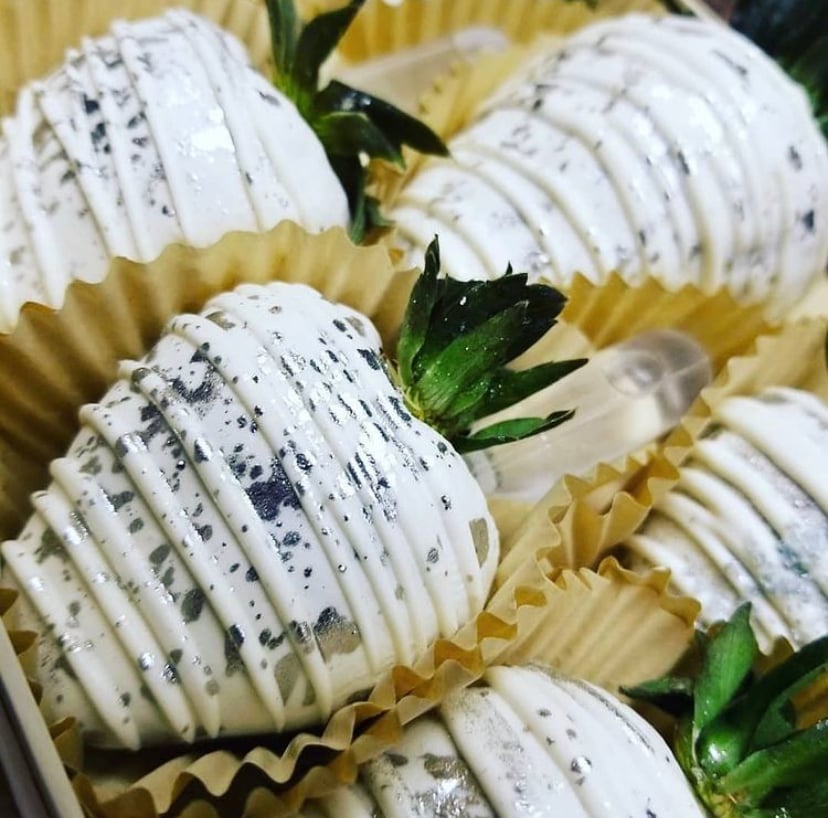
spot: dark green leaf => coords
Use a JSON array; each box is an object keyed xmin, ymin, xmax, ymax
[
  {"xmin": 393, "ymin": 237, "xmax": 583, "ymax": 452},
  {"xmin": 317, "ymin": 80, "xmax": 449, "ymax": 156},
  {"xmin": 694, "ymin": 603, "xmax": 758, "ymax": 737},
  {"xmin": 267, "ymin": 0, "xmax": 299, "ymax": 81},
  {"xmin": 622, "ymin": 675, "xmax": 696, "ymax": 719},
  {"xmin": 314, "ymin": 111, "xmax": 403, "ymax": 165},
  {"xmin": 293, "ymin": 1, "xmax": 363, "ymax": 91},
  {"xmin": 264, "ymin": 0, "xmax": 448, "ymax": 238},
  {"xmin": 747, "ymin": 634, "xmax": 828, "ymax": 752},
  {"xmin": 413, "ymin": 273, "xmax": 534, "ymax": 375},
  {"xmin": 397, "ymin": 237, "xmax": 441, "ymax": 385},
  {"xmin": 453, "ymin": 410, "xmax": 575, "ymax": 454},
  {"xmin": 721, "ymin": 719, "xmax": 828, "ymax": 804},
  {"xmin": 754, "ymin": 774, "xmax": 828, "ymax": 817},
  {"xmin": 477, "ymin": 358, "xmax": 587, "ymax": 419},
  {"xmin": 414, "ymin": 303, "xmax": 534, "ymax": 416}
]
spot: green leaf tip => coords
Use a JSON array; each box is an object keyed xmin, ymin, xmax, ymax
[
  {"xmin": 393, "ymin": 236, "xmax": 586, "ymax": 454},
  {"xmin": 266, "ymin": 0, "xmax": 449, "ymax": 242},
  {"xmin": 625, "ymin": 604, "xmax": 828, "ymax": 818}
]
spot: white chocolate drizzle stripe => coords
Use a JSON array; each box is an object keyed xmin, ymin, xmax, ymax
[
  {"xmin": 31, "ymin": 469, "xmax": 197, "ymax": 740},
  {"xmin": 78, "ymin": 400, "xmax": 289, "ymax": 729},
  {"xmin": 119, "ymin": 361, "xmax": 298, "ymax": 729},
  {"xmin": 208, "ymin": 292, "xmax": 423, "ymax": 667}
]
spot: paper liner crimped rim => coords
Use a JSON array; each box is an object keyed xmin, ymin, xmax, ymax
[
  {"xmin": 47, "ymin": 558, "xmax": 697, "ymax": 817},
  {"xmin": 329, "ymin": 0, "xmax": 666, "ymax": 62},
  {"xmin": 1, "ymin": 0, "xmax": 666, "ymax": 119}
]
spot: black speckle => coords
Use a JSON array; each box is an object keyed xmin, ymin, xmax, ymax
[
  {"xmin": 149, "ymin": 544, "xmax": 170, "ymax": 568},
  {"xmin": 108, "ymin": 490, "xmax": 134, "ymax": 511},
  {"xmin": 358, "ymin": 348, "xmax": 382, "ymax": 370},
  {"xmin": 802, "ymin": 210, "xmax": 816, "ymax": 233},
  {"xmin": 246, "ymin": 566, "xmax": 259, "ymax": 582},
  {"xmin": 788, "ymin": 145, "xmax": 803, "ymax": 171},
  {"xmin": 181, "ymin": 588, "xmax": 205, "ymax": 623},
  {"xmin": 224, "ymin": 628, "xmax": 245, "ymax": 676},
  {"xmin": 247, "ymin": 458, "xmax": 301, "ymax": 520},
  {"xmin": 385, "ymin": 752, "xmax": 409, "ymax": 767},
  {"xmin": 675, "ymin": 150, "xmax": 691, "ymax": 175},
  {"xmin": 35, "ymin": 529, "xmax": 68, "ymax": 564}
]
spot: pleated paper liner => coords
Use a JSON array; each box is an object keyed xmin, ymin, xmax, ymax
[
  {"xmin": 490, "ymin": 273, "xmax": 771, "ymax": 581},
  {"xmin": 327, "ymin": 0, "xmax": 666, "ymax": 62},
  {"xmin": 0, "ymin": 223, "xmax": 402, "ymax": 542},
  {"xmin": 28, "ymin": 559, "xmax": 695, "ymax": 818},
  {"xmin": 499, "ymin": 319, "xmax": 828, "ymax": 579},
  {"xmin": 0, "ymin": 0, "xmax": 670, "ymax": 118}
]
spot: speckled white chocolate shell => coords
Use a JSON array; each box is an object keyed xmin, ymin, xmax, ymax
[
  {"xmin": 0, "ymin": 282, "xmax": 498, "ymax": 749},
  {"xmin": 300, "ymin": 665, "xmax": 705, "ymax": 818},
  {"xmin": 0, "ymin": 10, "xmax": 348, "ymax": 332},
  {"xmin": 391, "ymin": 13, "xmax": 828, "ymax": 317},
  {"xmin": 623, "ymin": 387, "xmax": 828, "ymax": 651}
]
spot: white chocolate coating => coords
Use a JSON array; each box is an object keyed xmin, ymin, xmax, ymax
[
  {"xmin": 302, "ymin": 665, "xmax": 705, "ymax": 818},
  {"xmin": 391, "ymin": 14, "xmax": 828, "ymax": 317},
  {"xmin": 0, "ymin": 11, "xmax": 349, "ymax": 332},
  {"xmin": 624, "ymin": 387, "xmax": 828, "ymax": 650},
  {"xmin": 0, "ymin": 282, "xmax": 497, "ymax": 749}
]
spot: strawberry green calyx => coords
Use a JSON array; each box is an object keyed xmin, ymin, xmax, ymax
[
  {"xmin": 266, "ymin": 0, "xmax": 448, "ymax": 242},
  {"xmin": 625, "ymin": 604, "xmax": 828, "ymax": 818},
  {"xmin": 393, "ymin": 237, "xmax": 587, "ymax": 454}
]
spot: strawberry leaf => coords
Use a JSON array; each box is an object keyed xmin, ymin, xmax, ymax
[
  {"xmin": 394, "ymin": 237, "xmax": 583, "ymax": 452},
  {"xmin": 694, "ymin": 603, "xmax": 758, "ymax": 738},
  {"xmin": 453, "ymin": 412, "xmax": 575, "ymax": 454},
  {"xmin": 266, "ymin": 0, "xmax": 448, "ymax": 240}
]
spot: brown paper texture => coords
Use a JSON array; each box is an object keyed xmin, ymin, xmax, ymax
[
  {"xmin": 330, "ymin": 0, "xmax": 666, "ymax": 62},
  {"xmin": 494, "ymin": 274, "xmax": 771, "ymax": 580}
]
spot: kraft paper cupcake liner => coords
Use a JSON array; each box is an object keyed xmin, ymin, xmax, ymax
[
  {"xmin": 34, "ymin": 557, "xmax": 696, "ymax": 818},
  {"xmin": 0, "ymin": 0, "xmax": 668, "ymax": 118},
  {"xmin": 0, "ymin": 223, "xmax": 401, "ymax": 542},
  {"xmin": 499, "ymin": 319, "xmax": 828, "ymax": 580},
  {"xmin": 328, "ymin": 0, "xmax": 666, "ymax": 62},
  {"xmin": 490, "ymin": 272, "xmax": 771, "ymax": 581}
]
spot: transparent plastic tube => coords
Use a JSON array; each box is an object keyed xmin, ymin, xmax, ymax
[
  {"xmin": 323, "ymin": 27, "xmax": 510, "ymax": 112},
  {"xmin": 465, "ymin": 330, "xmax": 713, "ymax": 502}
]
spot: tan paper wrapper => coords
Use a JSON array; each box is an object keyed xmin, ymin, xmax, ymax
[
  {"xmin": 41, "ymin": 560, "xmax": 697, "ymax": 818},
  {"xmin": 329, "ymin": 0, "xmax": 665, "ymax": 62},
  {"xmin": 0, "ymin": 0, "xmax": 667, "ymax": 118},
  {"xmin": 0, "ymin": 239, "xmax": 713, "ymax": 818},
  {"xmin": 500, "ymin": 318, "xmax": 828, "ymax": 578}
]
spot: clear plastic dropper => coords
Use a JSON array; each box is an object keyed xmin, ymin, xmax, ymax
[{"xmin": 465, "ymin": 330, "xmax": 713, "ymax": 503}]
